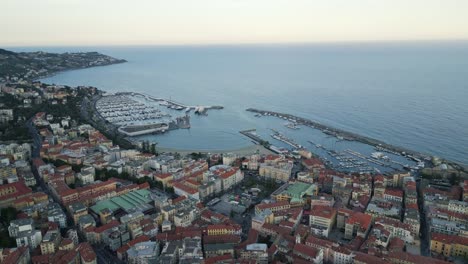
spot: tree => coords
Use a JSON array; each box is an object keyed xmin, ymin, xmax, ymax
[
  {"xmin": 0, "ymin": 207, "xmax": 18, "ymax": 226},
  {"xmin": 150, "ymin": 143, "xmax": 157, "ymax": 154}
]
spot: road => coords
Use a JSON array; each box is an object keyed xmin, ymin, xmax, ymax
[
  {"xmin": 26, "ymin": 118, "xmax": 54, "ymax": 200},
  {"xmin": 416, "ymin": 178, "xmax": 430, "ymax": 256}
]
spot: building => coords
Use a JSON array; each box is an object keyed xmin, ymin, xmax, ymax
[
  {"xmin": 309, "ymin": 205, "xmax": 336, "ymax": 238},
  {"xmin": 207, "ymin": 224, "xmax": 242, "ymax": 236},
  {"xmin": 47, "ymin": 203, "xmax": 67, "ymax": 228},
  {"xmin": 40, "ymin": 230, "xmax": 62, "ymax": 255},
  {"xmin": 68, "ymin": 202, "xmax": 88, "ymax": 224},
  {"xmin": 383, "ymin": 188, "xmax": 404, "ymax": 203},
  {"xmin": 344, "ymin": 211, "xmax": 372, "ymax": 240},
  {"xmin": 204, "ymin": 243, "xmax": 235, "ymax": 258},
  {"xmin": 0, "ymin": 181, "xmax": 32, "ymax": 208},
  {"xmin": 259, "ymin": 160, "xmax": 293, "ymax": 182},
  {"xmin": 255, "ymin": 201, "xmax": 290, "ymax": 215},
  {"xmin": 127, "ymin": 241, "xmax": 159, "ymax": 264},
  {"xmin": 210, "ymin": 165, "xmax": 244, "ymax": 191},
  {"xmin": 430, "ymin": 232, "xmax": 468, "ymax": 258},
  {"xmin": 222, "ymin": 153, "xmax": 238, "ymax": 166},
  {"xmin": 448, "ymin": 200, "xmax": 468, "ymax": 215},
  {"xmin": 271, "ymin": 181, "xmax": 318, "ymax": 204},
  {"xmin": 8, "ymin": 218, "xmax": 42, "ymax": 250},
  {"xmin": 173, "ymin": 182, "xmax": 200, "ymax": 201},
  {"xmin": 0, "ymin": 246, "xmax": 30, "ymax": 264},
  {"xmin": 240, "ymin": 243, "xmax": 268, "ymax": 264},
  {"xmin": 0, "ymin": 109, "xmax": 13, "ymax": 124},
  {"xmin": 375, "ymin": 217, "xmax": 415, "ymax": 244},
  {"xmin": 365, "ymin": 197, "xmax": 401, "ymax": 220},
  {"xmin": 293, "ymin": 243, "xmax": 324, "ymax": 264}
]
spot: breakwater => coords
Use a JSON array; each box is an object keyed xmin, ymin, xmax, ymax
[{"xmin": 246, "ymin": 108, "xmax": 429, "ymax": 161}]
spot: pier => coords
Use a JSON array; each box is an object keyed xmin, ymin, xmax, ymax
[
  {"xmin": 246, "ymin": 108, "xmax": 430, "ymax": 161},
  {"xmin": 118, "ymin": 92, "xmax": 224, "ymax": 113}
]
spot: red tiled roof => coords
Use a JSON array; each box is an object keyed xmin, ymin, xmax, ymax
[
  {"xmin": 293, "ymin": 243, "xmax": 319, "ymax": 258},
  {"xmin": 155, "ymin": 173, "xmax": 172, "ymax": 179},
  {"xmin": 203, "ymin": 234, "xmax": 241, "ymax": 244},
  {"xmin": 384, "ymin": 188, "xmax": 403, "ymax": 198},
  {"xmin": 205, "ymin": 254, "xmax": 234, "ymax": 264},
  {"xmin": 95, "ymin": 220, "xmax": 120, "ymax": 234},
  {"xmin": 207, "ymin": 224, "xmax": 241, "ymax": 232},
  {"xmin": 172, "ymin": 195, "xmax": 187, "ymax": 204},
  {"xmin": 77, "ymin": 242, "xmax": 96, "ymax": 263},
  {"xmin": 256, "ymin": 201, "xmax": 290, "ymax": 211},
  {"xmin": 173, "ymin": 182, "xmax": 198, "ymax": 194},
  {"xmin": 347, "ymin": 211, "xmax": 372, "ymax": 231},
  {"xmin": 0, "ymin": 181, "xmax": 32, "ymax": 201},
  {"xmin": 310, "ymin": 205, "xmax": 336, "ymax": 219},
  {"xmin": 354, "ymin": 252, "xmax": 390, "ymax": 264},
  {"xmin": 431, "ymin": 232, "xmax": 468, "ymax": 246},
  {"xmin": 387, "ymin": 252, "xmax": 450, "ymax": 264},
  {"xmin": 265, "ymin": 154, "xmax": 280, "ymax": 161},
  {"xmin": 302, "ymin": 158, "xmax": 323, "ymax": 167},
  {"xmin": 116, "ymin": 235, "xmax": 150, "ymax": 254}
]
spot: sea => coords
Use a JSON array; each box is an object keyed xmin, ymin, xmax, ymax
[{"xmin": 10, "ymin": 42, "xmax": 468, "ymax": 165}]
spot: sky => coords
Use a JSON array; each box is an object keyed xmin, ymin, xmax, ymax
[{"xmin": 2, "ymin": 0, "xmax": 468, "ymax": 46}]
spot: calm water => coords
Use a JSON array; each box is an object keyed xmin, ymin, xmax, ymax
[{"xmin": 14, "ymin": 42, "xmax": 468, "ymax": 164}]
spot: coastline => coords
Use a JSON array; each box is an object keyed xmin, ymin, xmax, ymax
[
  {"xmin": 33, "ymin": 60, "xmax": 126, "ymax": 83},
  {"xmin": 157, "ymin": 144, "xmax": 273, "ymax": 156}
]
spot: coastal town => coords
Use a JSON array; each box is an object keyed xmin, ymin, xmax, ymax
[{"xmin": 0, "ymin": 49, "xmax": 467, "ymax": 264}]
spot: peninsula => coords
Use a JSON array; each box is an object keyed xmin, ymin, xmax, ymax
[{"xmin": 0, "ymin": 48, "xmax": 126, "ymax": 82}]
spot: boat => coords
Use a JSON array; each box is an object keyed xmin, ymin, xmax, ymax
[{"xmin": 284, "ymin": 122, "xmax": 300, "ymax": 130}]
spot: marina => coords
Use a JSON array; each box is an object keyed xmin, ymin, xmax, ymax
[
  {"xmin": 238, "ymin": 109, "xmax": 421, "ymax": 174},
  {"xmin": 95, "ymin": 94, "xmax": 194, "ymax": 137},
  {"xmin": 246, "ymin": 108, "xmax": 430, "ymax": 162},
  {"xmin": 119, "ymin": 92, "xmax": 224, "ymax": 115}
]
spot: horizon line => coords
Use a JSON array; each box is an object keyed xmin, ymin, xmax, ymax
[{"xmin": 3, "ymin": 38, "xmax": 468, "ymax": 49}]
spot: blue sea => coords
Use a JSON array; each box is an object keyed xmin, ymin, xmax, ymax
[{"xmin": 12, "ymin": 42, "xmax": 468, "ymax": 165}]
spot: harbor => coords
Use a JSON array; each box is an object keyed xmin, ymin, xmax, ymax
[
  {"xmin": 246, "ymin": 108, "xmax": 430, "ymax": 162},
  {"xmin": 94, "ymin": 92, "xmax": 219, "ymax": 137},
  {"xmin": 118, "ymin": 92, "xmax": 224, "ymax": 115},
  {"xmin": 239, "ymin": 109, "xmax": 422, "ymax": 174}
]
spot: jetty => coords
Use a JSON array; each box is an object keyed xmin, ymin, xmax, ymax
[
  {"xmin": 118, "ymin": 92, "xmax": 224, "ymax": 113},
  {"xmin": 246, "ymin": 108, "xmax": 429, "ymax": 161}
]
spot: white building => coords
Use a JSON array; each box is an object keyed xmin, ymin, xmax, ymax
[{"xmin": 8, "ymin": 218, "xmax": 42, "ymax": 250}]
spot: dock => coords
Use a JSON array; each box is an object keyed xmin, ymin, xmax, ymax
[
  {"xmin": 119, "ymin": 92, "xmax": 224, "ymax": 113},
  {"xmin": 246, "ymin": 108, "xmax": 429, "ymax": 161}
]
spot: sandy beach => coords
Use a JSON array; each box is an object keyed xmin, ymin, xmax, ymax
[{"xmin": 156, "ymin": 144, "xmax": 274, "ymax": 156}]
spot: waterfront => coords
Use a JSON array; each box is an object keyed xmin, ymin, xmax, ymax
[{"xmin": 35, "ymin": 43, "xmax": 468, "ymax": 165}]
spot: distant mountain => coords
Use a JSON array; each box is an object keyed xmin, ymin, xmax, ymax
[{"xmin": 0, "ymin": 48, "xmax": 126, "ymax": 82}]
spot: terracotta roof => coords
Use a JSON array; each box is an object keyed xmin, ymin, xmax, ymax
[
  {"xmin": 172, "ymin": 195, "xmax": 187, "ymax": 204},
  {"xmin": 203, "ymin": 234, "xmax": 241, "ymax": 244},
  {"xmin": 256, "ymin": 201, "xmax": 290, "ymax": 211},
  {"xmin": 431, "ymin": 232, "xmax": 468, "ymax": 246},
  {"xmin": 94, "ymin": 220, "xmax": 120, "ymax": 234},
  {"xmin": 293, "ymin": 243, "xmax": 319, "ymax": 258},
  {"xmin": 384, "ymin": 188, "xmax": 403, "ymax": 198},
  {"xmin": 77, "ymin": 242, "xmax": 96, "ymax": 263},
  {"xmin": 347, "ymin": 211, "xmax": 372, "ymax": 231},
  {"xmin": 387, "ymin": 252, "xmax": 450, "ymax": 264},
  {"xmin": 205, "ymin": 254, "xmax": 234, "ymax": 264},
  {"xmin": 354, "ymin": 252, "xmax": 390, "ymax": 264},
  {"xmin": 302, "ymin": 158, "xmax": 323, "ymax": 167},
  {"xmin": 173, "ymin": 182, "xmax": 198, "ymax": 194},
  {"xmin": 310, "ymin": 205, "xmax": 336, "ymax": 219},
  {"xmin": 116, "ymin": 235, "xmax": 150, "ymax": 254},
  {"xmin": 155, "ymin": 173, "xmax": 172, "ymax": 179},
  {"xmin": 0, "ymin": 181, "xmax": 32, "ymax": 201}
]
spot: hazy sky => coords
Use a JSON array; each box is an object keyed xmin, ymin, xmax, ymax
[{"xmin": 2, "ymin": 0, "xmax": 468, "ymax": 46}]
